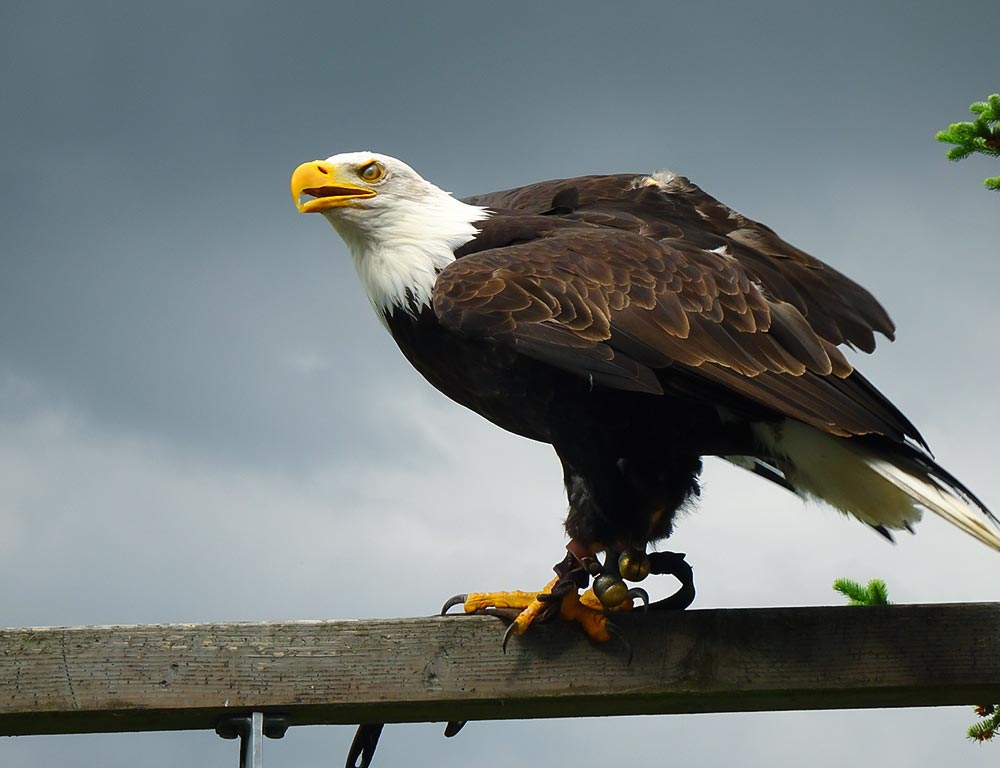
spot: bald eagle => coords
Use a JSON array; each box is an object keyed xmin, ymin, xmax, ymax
[{"xmin": 291, "ymin": 152, "xmax": 998, "ymax": 638}]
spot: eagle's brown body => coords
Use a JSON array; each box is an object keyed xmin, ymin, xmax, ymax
[{"xmin": 379, "ymin": 171, "xmax": 971, "ymax": 551}]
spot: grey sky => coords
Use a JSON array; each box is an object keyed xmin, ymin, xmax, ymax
[{"xmin": 2, "ymin": 1, "xmax": 999, "ymax": 766}]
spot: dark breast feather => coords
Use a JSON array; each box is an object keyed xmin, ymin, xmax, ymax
[{"xmin": 436, "ymin": 192, "xmax": 925, "ymax": 448}]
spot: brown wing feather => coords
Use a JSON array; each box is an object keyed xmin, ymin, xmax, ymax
[
  {"xmin": 434, "ymin": 220, "xmax": 923, "ymax": 446},
  {"xmin": 464, "ymin": 172, "xmax": 895, "ymax": 353}
]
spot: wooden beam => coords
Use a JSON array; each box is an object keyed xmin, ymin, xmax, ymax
[{"xmin": 2, "ymin": 603, "xmax": 999, "ymax": 736}]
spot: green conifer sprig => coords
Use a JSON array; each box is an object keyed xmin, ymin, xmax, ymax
[
  {"xmin": 968, "ymin": 705, "xmax": 1000, "ymax": 743},
  {"xmin": 936, "ymin": 94, "xmax": 1000, "ymax": 190},
  {"xmin": 832, "ymin": 577, "xmax": 891, "ymax": 605}
]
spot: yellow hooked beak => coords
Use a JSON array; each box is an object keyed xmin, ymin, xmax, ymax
[{"xmin": 290, "ymin": 160, "xmax": 376, "ymax": 213}]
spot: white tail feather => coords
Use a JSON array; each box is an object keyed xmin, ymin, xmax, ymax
[
  {"xmin": 865, "ymin": 458, "xmax": 1000, "ymax": 551},
  {"xmin": 751, "ymin": 420, "xmax": 1000, "ymax": 552}
]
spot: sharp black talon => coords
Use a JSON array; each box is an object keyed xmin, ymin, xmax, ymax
[
  {"xmin": 604, "ymin": 620, "xmax": 633, "ymax": 665},
  {"xmin": 444, "ymin": 721, "xmax": 466, "ymax": 738},
  {"xmin": 441, "ymin": 594, "xmax": 468, "ymax": 615},
  {"xmin": 502, "ymin": 621, "xmax": 518, "ymax": 653},
  {"xmin": 626, "ymin": 587, "xmax": 649, "ymax": 610}
]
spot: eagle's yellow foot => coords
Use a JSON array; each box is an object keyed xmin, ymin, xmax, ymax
[
  {"xmin": 459, "ymin": 578, "xmax": 559, "ymax": 615},
  {"xmin": 554, "ymin": 588, "xmax": 612, "ymax": 642},
  {"xmin": 444, "ymin": 577, "xmax": 572, "ymax": 642},
  {"xmin": 443, "ymin": 578, "xmax": 639, "ymax": 648},
  {"xmin": 484, "ymin": 581, "xmax": 618, "ymax": 648},
  {"xmin": 440, "ymin": 543, "xmax": 664, "ymax": 656}
]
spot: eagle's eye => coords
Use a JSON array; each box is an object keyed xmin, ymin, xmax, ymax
[{"xmin": 358, "ymin": 161, "xmax": 385, "ymax": 183}]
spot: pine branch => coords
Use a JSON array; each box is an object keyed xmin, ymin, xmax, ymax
[
  {"xmin": 969, "ymin": 705, "xmax": 1000, "ymax": 743},
  {"xmin": 936, "ymin": 94, "xmax": 1000, "ymax": 190},
  {"xmin": 832, "ymin": 577, "xmax": 891, "ymax": 606}
]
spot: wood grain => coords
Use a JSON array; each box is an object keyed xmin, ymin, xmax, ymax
[{"xmin": 2, "ymin": 603, "xmax": 999, "ymax": 735}]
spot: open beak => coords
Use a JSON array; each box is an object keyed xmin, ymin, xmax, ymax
[{"xmin": 290, "ymin": 160, "xmax": 376, "ymax": 213}]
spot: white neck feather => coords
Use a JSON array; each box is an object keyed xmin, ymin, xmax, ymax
[{"xmin": 327, "ymin": 191, "xmax": 489, "ymax": 319}]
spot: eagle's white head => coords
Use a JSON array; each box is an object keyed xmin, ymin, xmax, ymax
[{"xmin": 291, "ymin": 151, "xmax": 489, "ymax": 317}]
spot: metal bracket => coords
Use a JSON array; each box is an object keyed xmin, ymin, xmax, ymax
[{"xmin": 216, "ymin": 712, "xmax": 290, "ymax": 768}]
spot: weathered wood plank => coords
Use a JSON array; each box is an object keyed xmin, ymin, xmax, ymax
[{"xmin": 2, "ymin": 603, "xmax": 999, "ymax": 736}]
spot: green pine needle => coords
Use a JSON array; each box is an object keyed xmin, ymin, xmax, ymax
[
  {"xmin": 867, "ymin": 578, "xmax": 889, "ymax": 605},
  {"xmin": 832, "ymin": 577, "xmax": 867, "ymax": 604}
]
